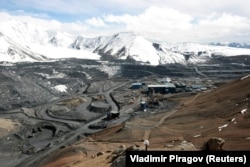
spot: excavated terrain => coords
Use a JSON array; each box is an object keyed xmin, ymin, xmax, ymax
[{"xmin": 0, "ymin": 57, "xmax": 249, "ymax": 167}]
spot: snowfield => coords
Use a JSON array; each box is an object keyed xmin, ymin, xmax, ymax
[
  {"xmin": 29, "ymin": 44, "xmax": 100, "ymax": 60},
  {"xmin": 54, "ymin": 85, "xmax": 67, "ymax": 93},
  {"xmin": 0, "ymin": 17, "xmax": 250, "ymax": 64}
]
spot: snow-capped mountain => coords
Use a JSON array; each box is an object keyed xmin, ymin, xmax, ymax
[
  {"xmin": 0, "ymin": 19, "xmax": 74, "ymax": 47},
  {"xmin": 0, "ymin": 19, "xmax": 100, "ymax": 62},
  {"xmin": 0, "ymin": 32, "xmax": 47, "ymax": 62},
  {"xmin": 71, "ymin": 32, "xmax": 186, "ymax": 65},
  {"xmin": 1, "ymin": 18, "xmax": 250, "ymax": 64},
  {"xmin": 209, "ymin": 42, "xmax": 250, "ymax": 49},
  {"xmin": 70, "ymin": 32, "xmax": 250, "ymax": 65}
]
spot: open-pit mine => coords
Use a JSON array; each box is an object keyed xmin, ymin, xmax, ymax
[{"xmin": 0, "ymin": 57, "xmax": 250, "ymax": 167}]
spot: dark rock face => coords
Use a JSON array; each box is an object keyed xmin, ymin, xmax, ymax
[
  {"xmin": 111, "ymin": 155, "xmax": 126, "ymax": 167},
  {"xmin": 204, "ymin": 137, "xmax": 225, "ymax": 151}
]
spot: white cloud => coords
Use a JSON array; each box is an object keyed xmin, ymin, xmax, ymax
[
  {"xmin": 1, "ymin": 12, "xmax": 85, "ymax": 30},
  {"xmin": 1, "ymin": 3, "xmax": 250, "ymax": 42},
  {"xmin": 85, "ymin": 17, "xmax": 107, "ymax": 27},
  {"xmin": 191, "ymin": 13, "xmax": 250, "ymax": 42},
  {"xmin": 7, "ymin": 0, "xmax": 95, "ymax": 15},
  {"xmin": 105, "ymin": 7, "xmax": 193, "ymax": 30},
  {"xmin": 4, "ymin": 0, "xmax": 250, "ymax": 20},
  {"xmin": 106, "ymin": 0, "xmax": 250, "ymax": 18},
  {"xmin": 84, "ymin": 6, "xmax": 250, "ymax": 42}
]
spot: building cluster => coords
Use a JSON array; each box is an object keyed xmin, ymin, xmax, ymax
[
  {"xmin": 129, "ymin": 77, "xmax": 213, "ymax": 112},
  {"xmin": 130, "ymin": 77, "xmax": 209, "ymax": 94},
  {"xmin": 103, "ymin": 77, "xmax": 213, "ymax": 119}
]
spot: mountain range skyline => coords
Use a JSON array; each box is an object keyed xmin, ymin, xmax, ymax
[{"xmin": 1, "ymin": 19, "xmax": 250, "ymax": 65}]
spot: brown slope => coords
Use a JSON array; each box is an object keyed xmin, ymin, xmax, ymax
[{"xmin": 154, "ymin": 76, "xmax": 250, "ymax": 150}]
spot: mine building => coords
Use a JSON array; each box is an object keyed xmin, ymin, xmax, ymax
[
  {"xmin": 147, "ymin": 83, "xmax": 176, "ymax": 94},
  {"xmin": 140, "ymin": 101, "xmax": 147, "ymax": 111},
  {"xmin": 107, "ymin": 110, "xmax": 120, "ymax": 120},
  {"xmin": 191, "ymin": 84, "xmax": 208, "ymax": 92},
  {"xmin": 130, "ymin": 82, "xmax": 145, "ymax": 89},
  {"xmin": 174, "ymin": 81, "xmax": 187, "ymax": 92}
]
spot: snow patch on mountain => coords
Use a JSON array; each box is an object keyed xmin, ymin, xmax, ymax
[
  {"xmin": 54, "ymin": 85, "xmax": 67, "ymax": 93},
  {"xmin": 29, "ymin": 44, "xmax": 100, "ymax": 60},
  {"xmin": 47, "ymin": 31, "xmax": 74, "ymax": 48},
  {"xmin": 99, "ymin": 64, "xmax": 121, "ymax": 78},
  {"xmin": 128, "ymin": 35, "xmax": 159, "ymax": 65},
  {"xmin": 0, "ymin": 19, "xmax": 74, "ymax": 47},
  {"xmin": 71, "ymin": 35, "xmax": 107, "ymax": 50},
  {"xmin": 152, "ymin": 43, "xmax": 186, "ymax": 64}
]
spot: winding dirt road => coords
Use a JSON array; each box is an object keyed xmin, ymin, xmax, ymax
[{"xmin": 17, "ymin": 80, "xmax": 131, "ymax": 167}]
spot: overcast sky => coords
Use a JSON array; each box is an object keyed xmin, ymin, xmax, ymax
[{"xmin": 0, "ymin": 0, "xmax": 250, "ymax": 42}]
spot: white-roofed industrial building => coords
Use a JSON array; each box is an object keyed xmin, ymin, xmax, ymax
[{"xmin": 147, "ymin": 83, "xmax": 176, "ymax": 94}]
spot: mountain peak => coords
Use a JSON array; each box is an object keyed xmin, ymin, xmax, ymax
[
  {"xmin": 112, "ymin": 31, "xmax": 138, "ymax": 37},
  {"xmin": 1, "ymin": 17, "xmax": 250, "ymax": 64}
]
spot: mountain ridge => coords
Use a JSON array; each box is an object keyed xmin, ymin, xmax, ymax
[{"xmin": 1, "ymin": 19, "xmax": 250, "ymax": 64}]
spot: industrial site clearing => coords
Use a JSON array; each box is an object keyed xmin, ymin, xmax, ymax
[{"xmin": 0, "ymin": 58, "xmax": 249, "ymax": 167}]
